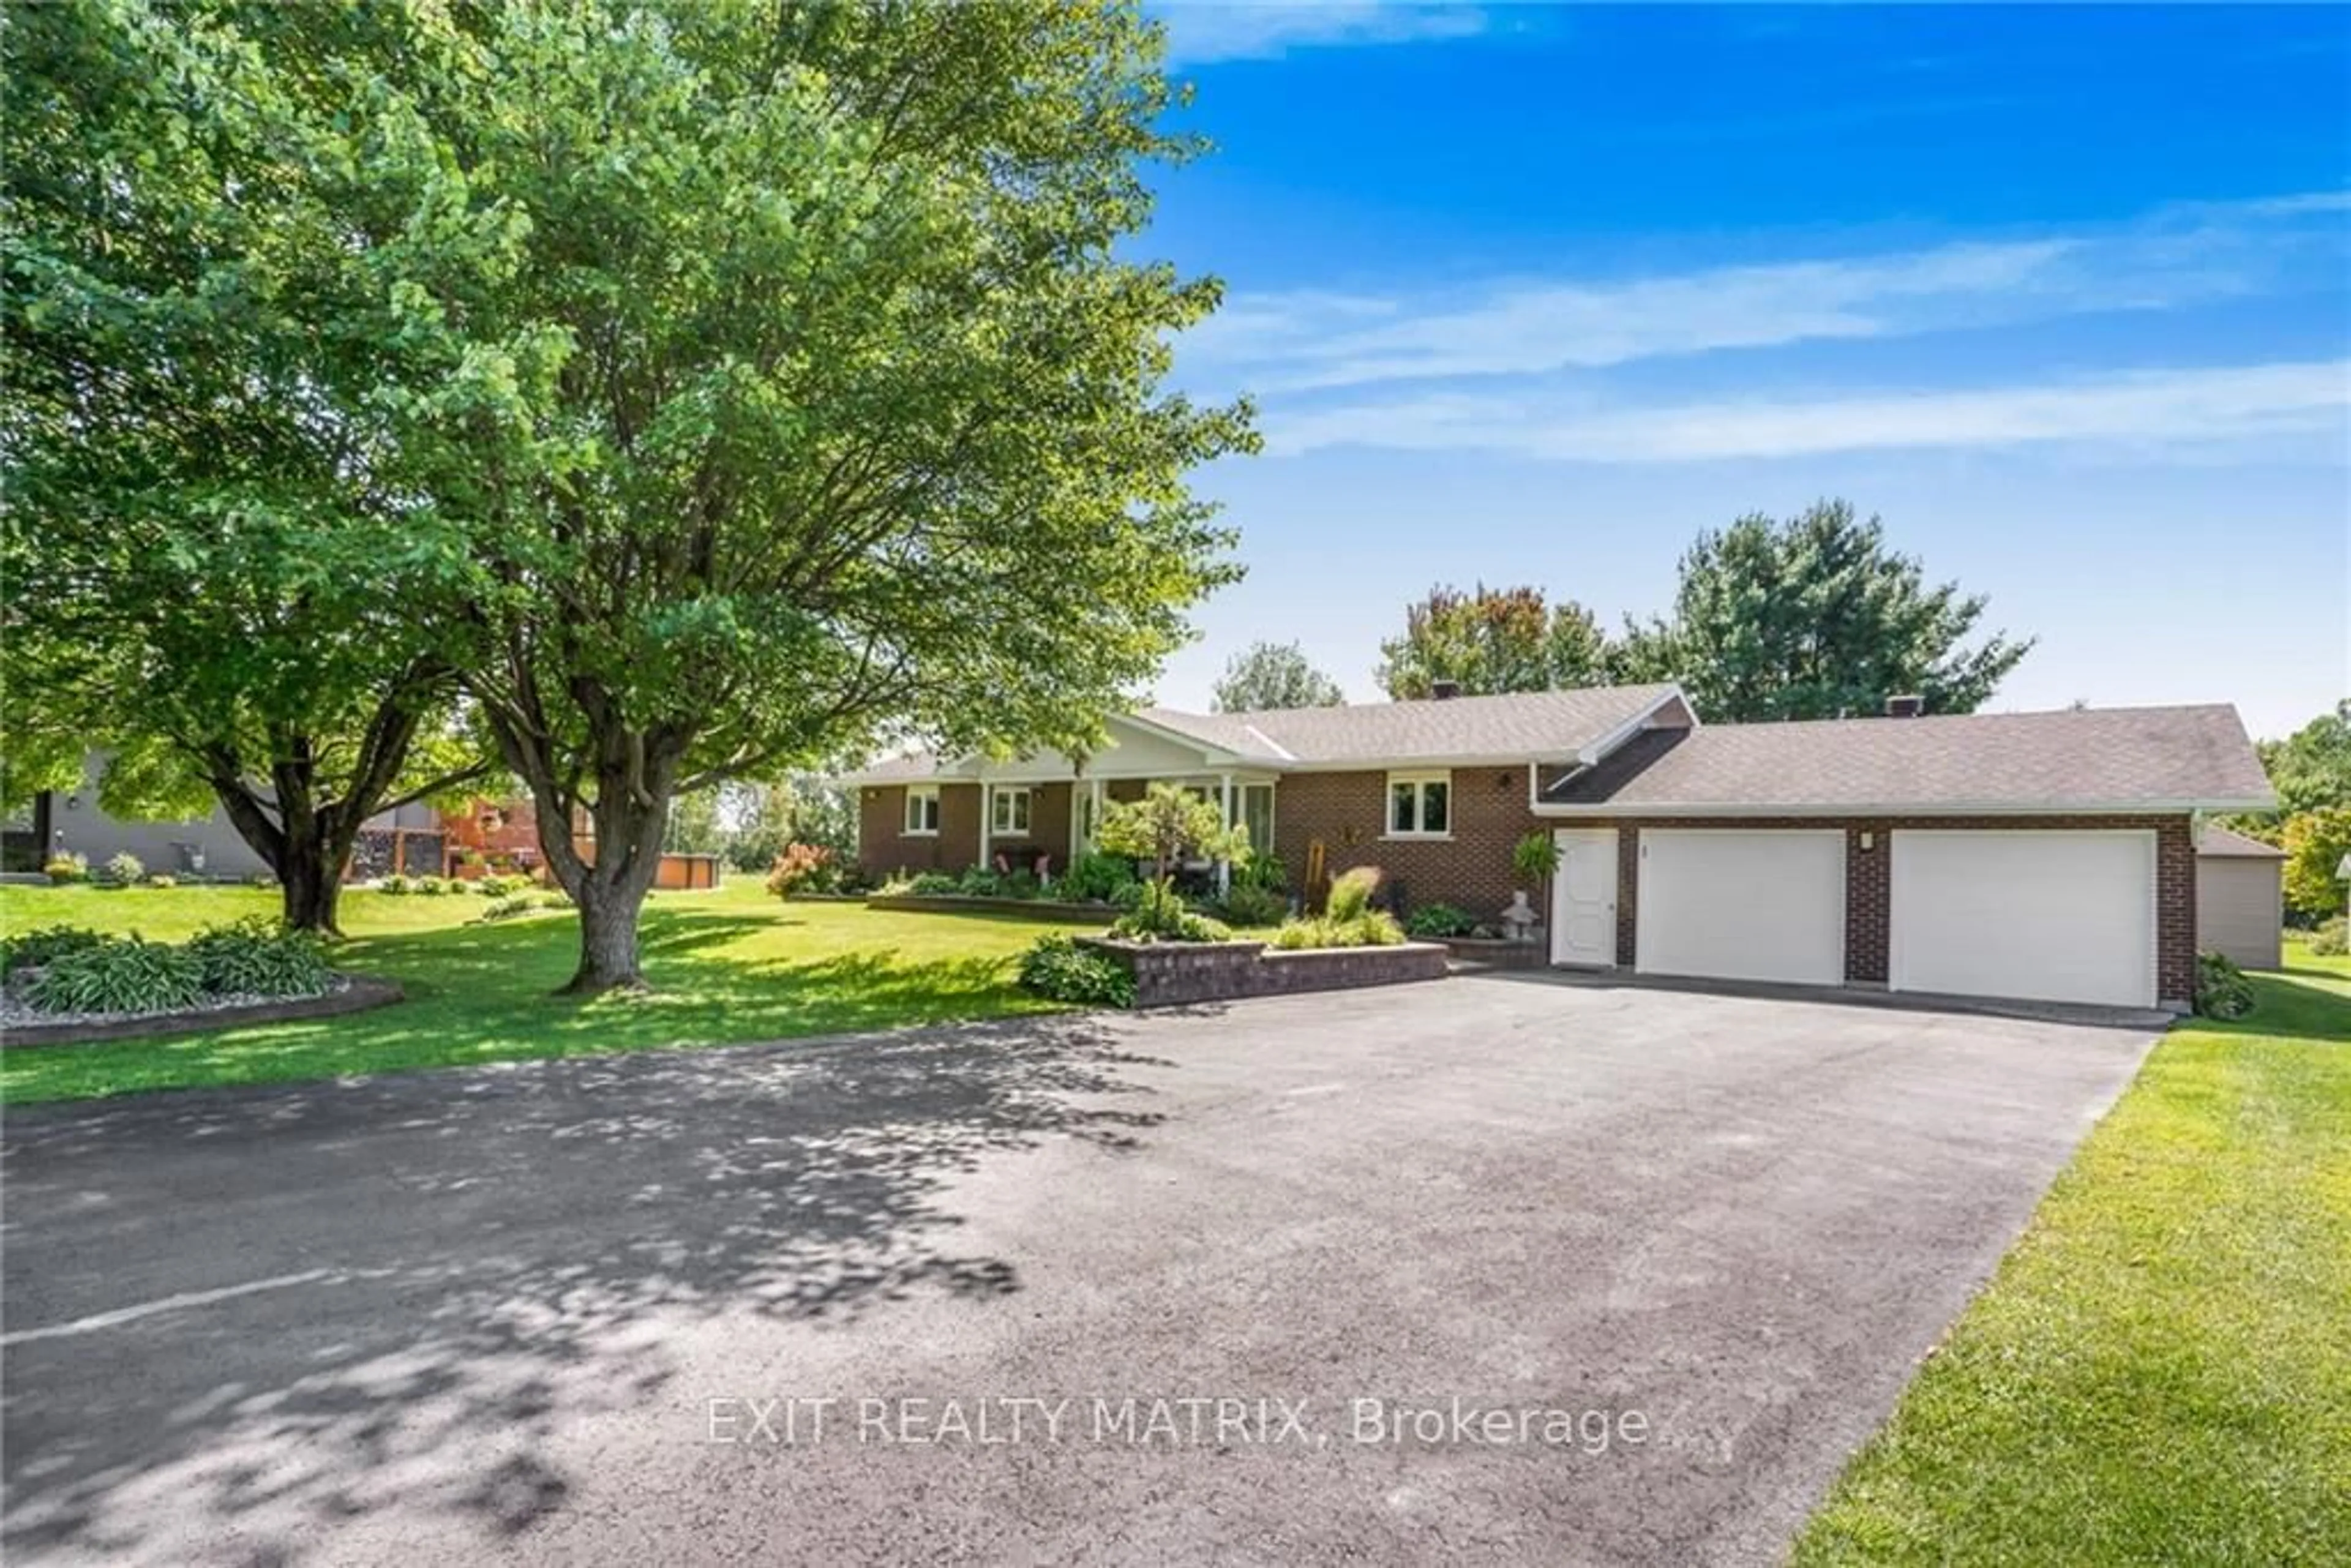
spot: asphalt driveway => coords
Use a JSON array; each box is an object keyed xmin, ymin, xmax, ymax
[{"xmin": 2, "ymin": 977, "xmax": 2156, "ymax": 1566}]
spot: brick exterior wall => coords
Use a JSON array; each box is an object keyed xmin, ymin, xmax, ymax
[
  {"xmin": 986, "ymin": 781, "xmax": 1073, "ymax": 873},
  {"xmin": 1550, "ymin": 813, "xmax": 2197, "ymax": 1007},
  {"xmin": 857, "ymin": 782, "xmax": 982, "ymax": 876},
  {"xmin": 857, "ymin": 781, "xmax": 1076, "ymax": 876},
  {"xmin": 1272, "ymin": 766, "xmax": 1545, "ymax": 920}
]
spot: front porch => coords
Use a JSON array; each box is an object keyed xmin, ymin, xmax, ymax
[
  {"xmin": 854, "ymin": 711, "xmax": 1288, "ymax": 893},
  {"xmin": 959, "ymin": 772, "xmax": 1277, "ymax": 894}
]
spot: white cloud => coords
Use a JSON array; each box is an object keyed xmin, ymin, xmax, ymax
[
  {"xmin": 1157, "ymin": 3, "xmax": 1486, "ymax": 67},
  {"xmin": 1267, "ymin": 360, "xmax": 2351, "ymax": 462},
  {"xmin": 1190, "ymin": 192, "xmax": 2349, "ymax": 391}
]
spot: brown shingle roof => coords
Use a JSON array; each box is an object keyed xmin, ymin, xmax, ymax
[
  {"xmin": 1145, "ymin": 683, "xmax": 1683, "ymax": 766},
  {"xmin": 1545, "ymin": 703, "xmax": 2271, "ymax": 812},
  {"xmin": 846, "ymin": 751, "xmax": 943, "ymax": 783},
  {"xmin": 849, "ymin": 685, "xmax": 1686, "ymax": 781}
]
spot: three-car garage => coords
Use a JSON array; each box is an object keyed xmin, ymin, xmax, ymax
[
  {"xmin": 1566, "ymin": 823, "xmax": 2169, "ymax": 1010},
  {"xmin": 1534, "ymin": 700, "xmax": 2270, "ymax": 1014}
]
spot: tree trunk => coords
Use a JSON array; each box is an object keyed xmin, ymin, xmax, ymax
[
  {"xmin": 280, "ymin": 844, "xmax": 347, "ymax": 937},
  {"xmin": 543, "ymin": 783, "xmax": 671, "ymax": 996},
  {"xmin": 564, "ymin": 880, "xmax": 652, "ymax": 994}
]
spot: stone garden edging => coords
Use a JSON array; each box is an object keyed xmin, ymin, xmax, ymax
[{"xmin": 2, "ymin": 975, "xmax": 406, "ymax": 1049}]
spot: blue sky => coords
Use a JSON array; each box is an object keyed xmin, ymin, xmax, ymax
[{"xmin": 1136, "ymin": 3, "xmax": 2350, "ymax": 739}]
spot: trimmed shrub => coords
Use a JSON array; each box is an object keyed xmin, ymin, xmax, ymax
[
  {"xmin": 1235, "ymin": 853, "xmax": 1289, "ymax": 893},
  {"xmin": 188, "ymin": 917, "xmax": 332, "ymax": 998},
  {"xmin": 766, "ymin": 842, "xmax": 844, "ymax": 898},
  {"xmin": 1213, "ymin": 883, "xmax": 1288, "ymax": 928},
  {"xmin": 148, "ymin": 873, "xmax": 178, "ymax": 889},
  {"xmin": 1108, "ymin": 879, "xmax": 1232, "ymax": 943},
  {"xmin": 103, "ymin": 852, "xmax": 146, "ymax": 886},
  {"xmin": 905, "ymin": 871, "xmax": 960, "ymax": 895},
  {"xmin": 381, "ymin": 874, "xmax": 413, "ymax": 895},
  {"xmin": 1, "ymin": 924, "xmax": 108, "ymax": 977},
  {"xmin": 2308, "ymin": 916, "xmax": 2347, "ymax": 958},
  {"xmin": 43, "ymin": 853, "xmax": 88, "ymax": 884},
  {"xmin": 415, "ymin": 876, "xmax": 451, "ymax": 896},
  {"xmin": 473, "ymin": 873, "xmax": 525, "ymax": 898},
  {"xmin": 1405, "ymin": 902, "xmax": 1476, "ymax": 939},
  {"xmin": 1267, "ymin": 910, "xmax": 1407, "ymax": 951},
  {"xmin": 1016, "ymin": 934, "xmax": 1136, "ymax": 1008},
  {"xmin": 1270, "ymin": 918, "xmax": 1330, "ymax": 950},
  {"xmin": 2194, "ymin": 951, "xmax": 2256, "ymax": 1019},
  {"xmin": 23, "ymin": 937, "xmax": 205, "ymax": 1015},
  {"xmin": 1326, "ymin": 866, "xmax": 1382, "ymax": 922},
  {"xmin": 480, "ymin": 893, "xmax": 557, "ymax": 921},
  {"xmin": 1059, "ymin": 852, "xmax": 1141, "ymax": 903}
]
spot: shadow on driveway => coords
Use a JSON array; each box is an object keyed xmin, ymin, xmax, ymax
[{"xmin": 2, "ymin": 1015, "xmax": 1164, "ymax": 1562}]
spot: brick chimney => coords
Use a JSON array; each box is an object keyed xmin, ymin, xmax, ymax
[
  {"xmin": 1884, "ymin": 694, "xmax": 1924, "ymax": 718},
  {"xmin": 1430, "ymin": 680, "xmax": 1462, "ymax": 700}
]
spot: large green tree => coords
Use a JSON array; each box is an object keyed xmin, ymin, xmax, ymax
[
  {"xmin": 3, "ymin": 0, "xmax": 489, "ymax": 932},
  {"xmin": 1211, "ymin": 640, "xmax": 1344, "ymax": 712},
  {"xmin": 343, "ymin": 1, "xmax": 1253, "ymax": 989},
  {"xmin": 2259, "ymin": 701, "xmax": 2351, "ymax": 817},
  {"xmin": 2281, "ymin": 808, "xmax": 2351, "ymax": 920},
  {"xmin": 1376, "ymin": 584, "xmax": 1614, "ymax": 700},
  {"xmin": 1618, "ymin": 500, "xmax": 2032, "ymax": 720}
]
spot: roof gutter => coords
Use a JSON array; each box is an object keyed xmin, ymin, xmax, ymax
[
  {"xmin": 1531, "ymin": 796, "xmax": 2278, "ymax": 819},
  {"xmin": 1570, "ymin": 685, "xmax": 1699, "ymax": 770}
]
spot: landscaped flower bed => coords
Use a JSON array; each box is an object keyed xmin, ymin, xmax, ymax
[
  {"xmin": 867, "ymin": 892, "xmax": 1118, "ymax": 921},
  {"xmin": 1013, "ymin": 856, "xmax": 1449, "ymax": 1010},
  {"xmin": 860, "ymin": 852, "xmax": 1142, "ymax": 918},
  {"xmin": 2, "ymin": 975, "xmax": 405, "ymax": 1048},
  {"xmin": 0, "ymin": 917, "xmax": 400, "ymax": 1045}
]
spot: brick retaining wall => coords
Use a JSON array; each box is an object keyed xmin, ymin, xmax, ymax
[{"xmin": 1079, "ymin": 937, "xmax": 1449, "ymax": 1008}]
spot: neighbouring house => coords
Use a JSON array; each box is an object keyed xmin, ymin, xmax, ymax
[
  {"xmin": 436, "ymin": 795, "xmax": 722, "ymax": 890},
  {"xmin": 2194, "ymin": 825, "xmax": 2286, "ymax": 971},
  {"xmin": 843, "ymin": 685, "xmax": 2273, "ymax": 1013},
  {"xmin": 437, "ymin": 795, "xmax": 562, "ymax": 877},
  {"xmin": 15, "ymin": 753, "xmax": 444, "ymax": 882}
]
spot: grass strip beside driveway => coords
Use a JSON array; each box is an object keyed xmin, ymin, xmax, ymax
[
  {"xmin": 2, "ymin": 881, "xmax": 1095, "ymax": 1104},
  {"xmin": 1794, "ymin": 948, "xmax": 2351, "ymax": 1566}
]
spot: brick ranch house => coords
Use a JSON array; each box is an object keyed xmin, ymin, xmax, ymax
[{"xmin": 844, "ymin": 684, "xmax": 2273, "ymax": 1013}]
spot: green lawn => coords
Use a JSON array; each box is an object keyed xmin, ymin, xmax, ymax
[
  {"xmin": 2, "ymin": 879, "xmax": 1101, "ymax": 1104},
  {"xmin": 1794, "ymin": 947, "xmax": 2351, "ymax": 1566}
]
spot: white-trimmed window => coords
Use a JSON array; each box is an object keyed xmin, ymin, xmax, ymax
[
  {"xmin": 1386, "ymin": 771, "xmax": 1451, "ymax": 838},
  {"xmin": 903, "ymin": 786, "xmax": 940, "ymax": 836},
  {"xmin": 1237, "ymin": 783, "xmax": 1275, "ymax": 855},
  {"xmin": 990, "ymin": 786, "xmax": 1032, "ymax": 835}
]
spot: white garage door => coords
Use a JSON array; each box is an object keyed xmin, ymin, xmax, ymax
[
  {"xmin": 1636, "ymin": 830, "xmax": 1846, "ymax": 986},
  {"xmin": 1889, "ymin": 831, "xmax": 2156, "ymax": 1008}
]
